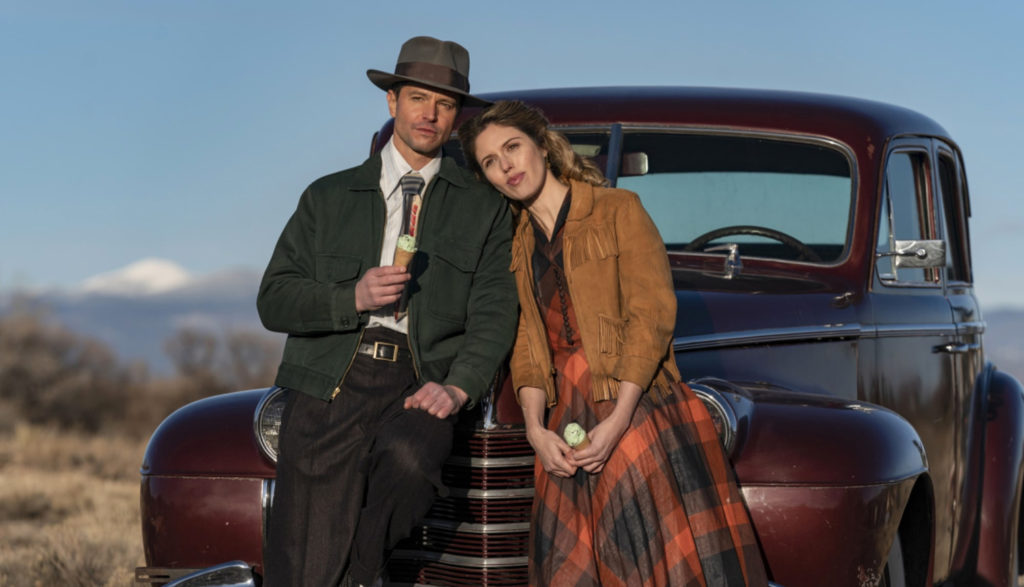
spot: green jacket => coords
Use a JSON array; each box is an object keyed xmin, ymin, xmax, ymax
[{"xmin": 257, "ymin": 152, "xmax": 517, "ymax": 406}]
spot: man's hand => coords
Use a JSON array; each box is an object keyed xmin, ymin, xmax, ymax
[
  {"xmin": 355, "ymin": 266, "xmax": 411, "ymax": 312},
  {"xmin": 404, "ymin": 382, "xmax": 468, "ymax": 419}
]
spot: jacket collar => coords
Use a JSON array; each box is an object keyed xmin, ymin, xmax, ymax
[
  {"xmin": 348, "ymin": 150, "xmax": 468, "ymax": 192},
  {"xmin": 565, "ymin": 179, "xmax": 595, "ymax": 222},
  {"xmin": 514, "ymin": 178, "xmax": 596, "ymax": 234}
]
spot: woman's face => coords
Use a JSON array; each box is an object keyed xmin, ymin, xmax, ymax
[{"xmin": 473, "ymin": 123, "xmax": 549, "ymax": 203}]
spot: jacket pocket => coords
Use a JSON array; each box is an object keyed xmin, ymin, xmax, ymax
[
  {"xmin": 427, "ymin": 240, "xmax": 480, "ymax": 323},
  {"xmin": 598, "ymin": 313, "xmax": 627, "ymax": 356},
  {"xmin": 315, "ymin": 254, "xmax": 362, "ymax": 284}
]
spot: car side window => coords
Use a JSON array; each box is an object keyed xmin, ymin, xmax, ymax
[
  {"xmin": 876, "ymin": 150, "xmax": 939, "ymax": 285},
  {"xmin": 936, "ymin": 149, "xmax": 971, "ymax": 284}
]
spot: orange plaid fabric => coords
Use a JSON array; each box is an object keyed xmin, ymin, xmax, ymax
[{"xmin": 527, "ymin": 214, "xmax": 766, "ymax": 586}]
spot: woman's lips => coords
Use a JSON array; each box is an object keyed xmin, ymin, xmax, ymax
[{"xmin": 507, "ymin": 172, "xmax": 524, "ymax": 187}]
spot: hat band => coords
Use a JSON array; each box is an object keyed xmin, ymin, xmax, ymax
[{"xmin": 394, "ymin": 61, "xmax": 469, "ymax": 93}]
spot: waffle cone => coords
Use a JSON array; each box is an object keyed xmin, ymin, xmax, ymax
[
  {"xmin": 393, "ymin": 247, "xmax": 415, "ymax": 268},
  {"xmin": 570, "ymin": 436, "xmax": 590, "ymax": 450}
]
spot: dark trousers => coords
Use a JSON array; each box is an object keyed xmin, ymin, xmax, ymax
[{"xmin": 263, "ymin": 329, "xmax": 454, "ymax": 587}]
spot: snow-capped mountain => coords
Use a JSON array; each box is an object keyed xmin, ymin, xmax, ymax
[{"xmin": 79, "ymin": 258, "xmax": 193, "ymax": 296}]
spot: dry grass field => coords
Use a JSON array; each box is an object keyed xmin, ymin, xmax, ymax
[
  {"xmin": 0, "ymin": 310, "xmax": 280, "ymax": 587},
  {"xmin": 0, "ymin": 422, "xmax": 147, "ymax": 586}
]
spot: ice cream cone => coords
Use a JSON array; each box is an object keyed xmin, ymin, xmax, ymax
[
  {"xmin": 393, "ymin": 247, "xmax": 415, "ymax": 268},
  {"xmin": 563, "ymin": 422, "xmax": 590, "ymax": 450},
  {"xmin": 394, "ymin": 234, "xmax": 417, "ymax": 268}
]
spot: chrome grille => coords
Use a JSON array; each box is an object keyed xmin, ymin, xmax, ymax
[{"xmin": 389, "ymin": 425, "xmax": 533, "ymax": 586}]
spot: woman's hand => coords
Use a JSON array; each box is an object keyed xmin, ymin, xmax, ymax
[
  {"xmin": 569, "ymin": 380, "xmax": 643, "ymax": 474},
  {"xmin": 527, "ymin": 427, "xmax": 577, "ymax": 478},
  {"xmin": 518, "ymin": 385, "xmax": 577, "ymax": 478},
  {"xmin": 568, "ymin": 413, "xmax": 629, "ymax": 474}
]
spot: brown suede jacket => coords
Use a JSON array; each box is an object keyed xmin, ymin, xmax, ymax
[{"xmin": 509, "ymin": 179, "xmax": 682, "ymax": 406}]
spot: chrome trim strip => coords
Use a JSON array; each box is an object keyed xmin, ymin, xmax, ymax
[
  {"xmin": 390, "ymin": 550, "xmax": 528, "ymax": 568},
  {"xmin": 262, "ymin": 479, "xmax": 275, "ymax": 555},
  {"xmin": 446, "ymin": 455, "xmax": 535, "ymax": 468},
  {"xmin": 956, "ymin": 320, "xmax": 986, "ymax": 334},
  {"xmin": 447, "ymin": 487, "xmax": 535, "ymax": 499},
  {"xmin": 420, "ymin": 518, "xmax": 531, "ymax": 534},
  {"xmin": 873, "ymin": 323, "xmax": 958, "ymax": 338},
  {"xmin": 674, "ymin": 324, "xmax": 861, "ymax": 351}
]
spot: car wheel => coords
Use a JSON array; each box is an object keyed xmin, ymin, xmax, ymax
[{"xmin": 881, "ymin": 535, "xmax": 906, "ymax": 587}]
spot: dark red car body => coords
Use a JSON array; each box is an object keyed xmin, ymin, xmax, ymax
[{"xmin": 137, "ymin": 87, "xmax": 1024, "ymax": 587}]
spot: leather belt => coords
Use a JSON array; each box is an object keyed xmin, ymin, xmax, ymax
[{"xmin": 356, "ymin": 341, "xmax": 411, "ymax": 362}]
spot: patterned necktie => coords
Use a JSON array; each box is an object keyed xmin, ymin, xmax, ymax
[{"xmin": 399, "ymin": 172, "xmax": 425, "ymax": 237}]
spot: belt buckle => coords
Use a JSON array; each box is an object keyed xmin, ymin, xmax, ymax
[{"xmin": 372, "ymin": 341, "xmax": 399, "ymax": 362}]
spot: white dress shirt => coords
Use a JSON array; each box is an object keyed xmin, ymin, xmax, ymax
[{"xmin": 366, "ymin": 137, "xmax": 441, "ymax": 333}]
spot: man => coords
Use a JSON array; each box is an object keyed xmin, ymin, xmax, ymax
[{"xmin": 257, "ymin": 36, "xmax": 517, "ymax": 587}]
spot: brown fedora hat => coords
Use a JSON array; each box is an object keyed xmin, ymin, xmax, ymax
[{"xmin": 367, "ymin": 36, "xmax": 489, "ymax": 107}]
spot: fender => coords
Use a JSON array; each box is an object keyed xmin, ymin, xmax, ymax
[
  {"xmin": 700, "ymin": 381, "xmax": 929, "ymax": 486},
  {"xmin": 976, "ymin": 364, "xmax": 1024, "ymax": 586},
  {"xmin": 141, "ymin": 388, "xmax": 274, "ymax": 477}
]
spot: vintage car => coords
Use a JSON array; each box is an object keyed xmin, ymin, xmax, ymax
[{"xmin": 135, "ymin": 87, "xmax": 1024, "ymax": 587}]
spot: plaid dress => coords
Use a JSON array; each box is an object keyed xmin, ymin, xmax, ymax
[{"xmin": 527, "ymin": 202, "xmax": 767, "ymax": 587}]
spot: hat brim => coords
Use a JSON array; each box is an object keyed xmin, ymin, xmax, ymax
[{"xmin": 367, "ymin": 69, "xmax": 491, "ymax": 107}]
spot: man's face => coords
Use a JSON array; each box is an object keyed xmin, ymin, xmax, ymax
[{"xmin": 387, "ymin": 84, "xmax": 459, "ymax": 168}]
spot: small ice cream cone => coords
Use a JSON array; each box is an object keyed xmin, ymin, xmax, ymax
[
  {"xmin": 394, "ymin": 234, "xmax": 417, "ymax": 268},
  {"xmin": 563, "ymin": 422, "xmax": 590, "ymax": 450}
]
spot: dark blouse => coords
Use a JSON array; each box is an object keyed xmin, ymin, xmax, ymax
[{"xmin": 530, "ymin": 191, "xmax": 576, "ymax": 348}]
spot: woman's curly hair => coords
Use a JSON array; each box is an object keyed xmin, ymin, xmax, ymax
[{"xmin": 458, "ymin": 100, "xmax": 606, "ymax": 187}]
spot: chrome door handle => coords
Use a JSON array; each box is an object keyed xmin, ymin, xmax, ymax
[{"xmin": 933, "ymin": 342, "xmax": 975, "ymax": 354}]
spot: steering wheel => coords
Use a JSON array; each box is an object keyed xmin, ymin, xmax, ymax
[{"xmin": 683, "ymin": 225, "xmax": 822, "ymax": 262}]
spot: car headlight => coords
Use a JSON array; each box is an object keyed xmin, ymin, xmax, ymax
[
  {"xmin": 690, "ymin": 383, "xmax": 737, "ymax": 456},
  {"xmin": 254, "ymin": 387, "xmax": 288, "ymax": 463}
]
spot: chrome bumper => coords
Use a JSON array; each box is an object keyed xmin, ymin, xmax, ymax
[{"xmin": 136, "ymin": 561, "xmax": 254, "ymax": 587}]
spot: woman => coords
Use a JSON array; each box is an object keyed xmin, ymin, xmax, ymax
[{"xmin": 459, "ymin": 101, "xmax": 768, "ymax": 587}]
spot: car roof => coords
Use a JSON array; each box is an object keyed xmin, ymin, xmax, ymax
[{"xmin": 469, "ymin": 86, "xmax": 950, "ymax": 144}]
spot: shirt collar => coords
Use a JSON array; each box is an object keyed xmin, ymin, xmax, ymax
[{"xmin": 381, "ymin": 137, "xmax": 442, "ymax": 198}]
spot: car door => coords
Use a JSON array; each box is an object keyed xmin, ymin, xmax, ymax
[
  {"xmin": 932, "ymin": 138, "xmax": 985, "ymax": 571},
  {"xmin": 868, "ymin": 137, "xmax": 964, "ymax": 579}
]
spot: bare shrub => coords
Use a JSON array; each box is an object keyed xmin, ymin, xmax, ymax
[
  {"xmin": 0, "ymin": 310, "xmax": 140, "ymax": 434},
  {"xmin": 223, "ymin": 329, "xmax": 281, "ymax": 389},
  {"xmin": 164, "ymin": 326, "xmax": 281, "ymax": 392},
  {"xmin": 0, "ymin": 427, "xmax": 144, "ymax": 586}
]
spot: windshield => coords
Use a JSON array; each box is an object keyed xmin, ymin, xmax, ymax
[{"xmin": 567, "ymin": 130, "xmax": 854, "ymax": 264}]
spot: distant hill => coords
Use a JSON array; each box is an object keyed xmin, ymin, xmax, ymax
[
  {"xmin": 3, "ymin": 258, "xmax": 1023, "ymax": 382},
  {"xmin": 0, "ymin": 260, "xmax": 275, "ymax": 375},
  {"xmin": 984, "ymin": 308, "xmax": 1024, "ymax": 383}
]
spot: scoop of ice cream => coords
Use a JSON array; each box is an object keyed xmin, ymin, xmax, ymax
[
  {"xmin": 563, "ymin": 422, "xmax": 589, "ymax": 449},
  {"xmin": 397, "ymin": 234, "xmax": 417, "ymax": 252}
]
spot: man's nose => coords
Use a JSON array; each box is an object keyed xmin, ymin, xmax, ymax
[{"xmin": 422, "ymin": 101, "xmax": 439, "ymax": 121}]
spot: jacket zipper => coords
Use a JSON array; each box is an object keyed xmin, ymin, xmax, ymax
[
  {"xmin": 331, "ymin": 186, "xmax": 389, "ymax": 401},
  {"xmin": 332, "ymin": 328, "xmax": 366, "ymax": 400}
]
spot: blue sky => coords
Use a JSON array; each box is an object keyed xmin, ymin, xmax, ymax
[{"xmin": 2, "ymin": 1, "xmax": 1022, "ymax": 309}]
